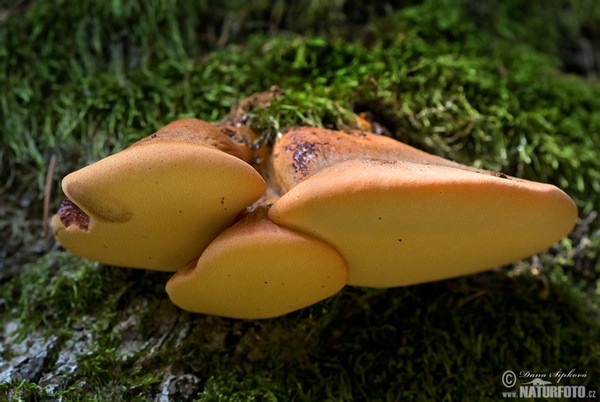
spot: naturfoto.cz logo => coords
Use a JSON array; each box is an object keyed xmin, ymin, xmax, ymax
[{"xmin": 501, "ymin": 369, "xmax": 597, "ymax": 399}]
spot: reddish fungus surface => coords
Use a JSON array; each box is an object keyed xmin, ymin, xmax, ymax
[
  {"xmin": 284, "ymin": 140, "xmax": 327, "ymax": 178},
  {"xmin": 57, "ymin": 198, "xmax": 91, "ymax": 231}
]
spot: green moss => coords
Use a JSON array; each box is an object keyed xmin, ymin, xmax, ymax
[
  {"xmin": 0, "ymin": 380, "xmax": 46, "ymax": 401},
  {"xmin": 2, "ymin": 262, "xmax": 599, "ymax": 400},
  {"xmin": 3, "ymin": 252, "xmax": 154, "ymax": 332},
  {"xmin": 3, "ymin": 1, "xmax": 600, "ymax": 211},
  {"xmin": 199, "ymin": 367, "xmax": 284, "ymax": 401}
]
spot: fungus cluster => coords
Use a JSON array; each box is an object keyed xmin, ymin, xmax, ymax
[{"xmin": 52, "ymin": 118, "xmax": 578, "ymax": 318}]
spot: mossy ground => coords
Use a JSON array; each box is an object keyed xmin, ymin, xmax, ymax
[{"xmin": 1, "ymin": 0, "xmax": 599, "ymax": 400}]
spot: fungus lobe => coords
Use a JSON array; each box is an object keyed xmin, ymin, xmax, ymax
[{"xmin": 269, "ymin": 127, "xmax": 578, "ymax": 288}]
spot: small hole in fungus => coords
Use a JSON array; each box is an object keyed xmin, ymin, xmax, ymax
[{"xmin": 57, "ymin": 198, "xmax": 91, "ymax": 231}]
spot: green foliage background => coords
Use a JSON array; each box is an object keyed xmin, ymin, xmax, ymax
[{"xmin": 1, "ymin": 0, "xmax": 599, "ymax": 400}]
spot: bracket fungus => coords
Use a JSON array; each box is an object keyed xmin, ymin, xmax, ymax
[
  {"xmin": 268, "ymin": 127, "xmax": 578, "ymax": 287},
  {"xmin": 52, "ymin": 117, "xmax": 578, "ymax": 318},
  {"xmin": 51, "ymin": 118, "xmax": 266, "ymax": 271},
  {"xmin": 166, "ymin": 205, "xmax": 347, "ymax": 319}
]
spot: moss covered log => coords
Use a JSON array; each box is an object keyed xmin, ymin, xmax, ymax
[{"xmin": 1, "ymin": 0, "xmax": 599, "ymax": 400}]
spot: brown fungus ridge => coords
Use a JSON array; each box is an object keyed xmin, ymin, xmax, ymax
[
  {"xmin": 216, "ymin": 122, "xmax": 270, "ymax": 175},
  {"xmin": 270, "ymin": 127, "xmax": 525, "ymax": 194},
  {"xmin": 130, "ymin": 118, "xmax": 256, "ymax": 164}
]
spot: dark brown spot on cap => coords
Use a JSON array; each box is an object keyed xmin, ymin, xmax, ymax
[
  {"xmin": 57, "ymin": 197, "xmax": 90, "ymax": 231},
  {"xmin": 284, "ymin": 140, "xmax": 328, "ymax": 178}
]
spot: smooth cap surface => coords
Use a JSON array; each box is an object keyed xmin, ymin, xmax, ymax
[
  {"xmin": 166, "ymin": 206, "xmax": 348, "ymax": 318},
  {"xmin": 269, "ymin": 158, "xmax": 578, "ymax": 287}
]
